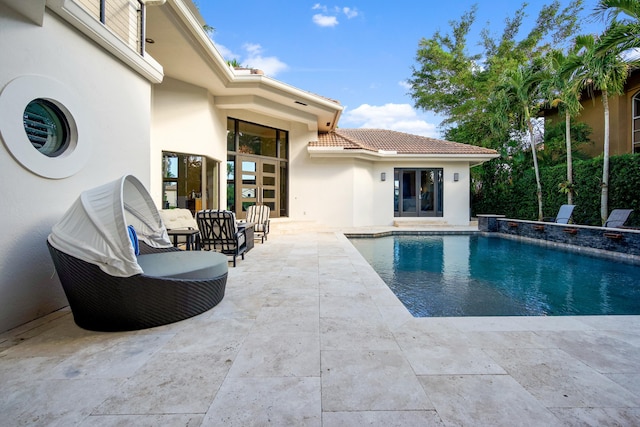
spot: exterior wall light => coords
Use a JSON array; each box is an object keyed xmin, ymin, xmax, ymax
[
  {"xmin": 381, "ymin": 172, "xmax": 386, "ymax": 181},
  {"xmin": 453, "ymin": 173, "xmax": 459, "ymax": 182}
]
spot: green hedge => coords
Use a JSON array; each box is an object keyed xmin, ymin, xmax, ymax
[{"xmin": 472, "ymin": 154, "xmax": 640, "ymax": 227}]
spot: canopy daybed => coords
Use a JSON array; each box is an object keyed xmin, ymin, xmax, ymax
[{"xmin": 47, "ymin": 175, "xmax": 227, "ymax": 332}]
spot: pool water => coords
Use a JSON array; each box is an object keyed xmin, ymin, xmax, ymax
[{"xmin": 349, "ymin": 234, "xmax": 640, "ymax": 317}]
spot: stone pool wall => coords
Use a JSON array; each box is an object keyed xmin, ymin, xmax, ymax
[{"xmin": 478, "ymin": 214, "xmax": 640, "ymax": 263}]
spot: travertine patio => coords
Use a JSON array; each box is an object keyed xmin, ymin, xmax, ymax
[{"xmin": 1, "ymin": 227, "xmax": 639, "ymax": 426}]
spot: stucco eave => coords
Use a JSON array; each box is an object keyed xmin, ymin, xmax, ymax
[
  {"xmin": 147, "ymin": 0, "xmax": 341, "ymax": 132},
  {"xmin": 228, "ymin": 77, "xmax": 343, "ymax": 112},
  {"xmin": 307, "ymin": 147, "xmax": 499, "ymax": 165},
  {"xmin": 164, "ymin": 0, "xmax": 234, "ymax": 83},
  {"xmin": 216, "ymin": 95, "xmax": 319, "ymax": 129},
  {"xmin": 225, "ymin": 77, "xmax": 343, "ymax": 132}
]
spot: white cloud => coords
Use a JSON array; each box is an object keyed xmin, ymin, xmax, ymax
[
  {"xmin": 343, "ymin": 7, "xmax": 358, "ymax": 19},
  {"xmin": 243, "ymin": 43, "xmax": 263, "ymax": 56},
  {"xmin": 213, "ymin": 42, "xmax": 237, "ymax": 62},
  {"xmin": 341, "ymin": 103, "xmax": 439, "ymax": 138},
  {"xmin": 312, "ymin": 4, "xmax": 358, "ymax": 27},
  {"xmin": 313, "ymin": 13, "xmax": 339, "ymax": 27},
  {"xmin": 211, "ymin": 41, "xmax": 287, "ymax": 76},
  {"xmin": 398, "ymin": 80, "xmax": 411, "ymax": 90},
  {"xmin": 240, "ymin": 43, "xmax": 288, "ymax": 76}
]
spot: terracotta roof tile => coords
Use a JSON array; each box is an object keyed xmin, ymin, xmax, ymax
[{"xmin": 311, "ymin": 129, "xmax": 497, "ymax": 156}]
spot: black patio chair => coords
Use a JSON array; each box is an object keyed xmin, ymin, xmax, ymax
[{"xmin": 196, "ymin": 209, "xmax": 247, "ymax": 266}]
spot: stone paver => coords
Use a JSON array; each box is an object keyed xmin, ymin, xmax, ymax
[{"xmin": 1, "ymin": 226, "xmax": 639, "ymax": 426}]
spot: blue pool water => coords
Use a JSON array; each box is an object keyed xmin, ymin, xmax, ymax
[{"xmin": 349, "ymin": 235, "xmax": 640, "ymax": 317}]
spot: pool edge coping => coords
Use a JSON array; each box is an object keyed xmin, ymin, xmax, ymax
[{"xmin": 343, "ymin": 229, "xmax": 640, "ymax": 265}]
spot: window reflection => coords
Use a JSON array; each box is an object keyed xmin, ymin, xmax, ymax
[
  {"xmin": 394, "ymin": 168, "xmax": 443, "ymax": 217},
  {"xmin": 242, "ymin": 161, "xmax": 256, "ymax": 172},
  {"xmin": 162, "ymin": 151, "xmax": 215, "ymax": 215},
  {"xmin": 238, "ymin": 121, "xmax": 277, "ymax": 156},
  {"xmin": 226, "ymin": 118, "xmax": 289, "ymax": 218}
]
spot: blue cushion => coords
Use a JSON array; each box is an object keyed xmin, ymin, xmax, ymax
[{"xmin": 127, "ymin": 225, "xmax": 139, "ymax": 256}]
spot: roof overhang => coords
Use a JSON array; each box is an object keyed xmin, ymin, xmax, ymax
[
  {"xmin": 307, "ymin": 147, "xmax": 499, "ymax": 166},
  {"xmin": 215, "ymin": 95, "xmax": 320, "ymax": 130},
  {"xmin": 144, "ymin": 0, "xmax": 342, "ymax": 132}
]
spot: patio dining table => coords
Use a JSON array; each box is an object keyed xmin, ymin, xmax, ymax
[{"xmin": 166, "ymin": 228, "xmax": 201, "ymax": 251}]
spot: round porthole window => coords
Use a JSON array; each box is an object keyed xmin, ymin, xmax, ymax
[
  {"xmin": 24, "ymin": 99, "xmax": 71, "ymax": 157},
  {"xmin": 0, "ymin": 75, "xmax": 91, "ymax": 179}
]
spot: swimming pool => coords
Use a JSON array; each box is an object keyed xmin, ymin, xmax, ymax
[{"xmin": 349, "ymin": 234, "xmax": 640, "ymax": 317}]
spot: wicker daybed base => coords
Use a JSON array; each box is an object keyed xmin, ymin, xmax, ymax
[{"xmin": 47, "ymin": 241, "xmax": 227, "ymax": 332}]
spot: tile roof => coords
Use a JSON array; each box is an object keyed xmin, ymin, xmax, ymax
[{"xmin": 311, "ymin": 129, "xmax": 497, "ymax": 155}]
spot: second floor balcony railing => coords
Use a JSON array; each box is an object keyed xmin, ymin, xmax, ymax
[{"xmin": 73, "ymin": 0, "xmax": 145, "ymax": 55}]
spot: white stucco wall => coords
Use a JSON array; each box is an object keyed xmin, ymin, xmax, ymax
[
  {"xmin": 150, "ymin": 77, "xmax": 227, "ymax": 208},
  {"xmin": 294, "ymin": 153, "xmax": 474, "ymax": 228},
  {"xmin": 0, "ymin": 6, "xmax": 152, "ymax": 332},
  {"xmin": 289, "ymin": 136, "xmax": 356, "ymax": 227},
  {"xmin": 383, "ymin": 161, "xmax": 472, "ymax": 226},
  {"xmin": 443, "ymin": 162, "xmax": 472, "ymax": 225}
]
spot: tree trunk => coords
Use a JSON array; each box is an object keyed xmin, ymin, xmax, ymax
[
  {"xmin": 601, "ymin": 91, "xmax": 610, "ymax": 225},
  {"xmin": 565, "ymin": 109, "xmax": 573, "ymax": 205},
  {"xmin": 528, "ymin": 120, "xmax": 543, "ymax": 220}
]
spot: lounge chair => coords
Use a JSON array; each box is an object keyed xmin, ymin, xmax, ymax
[
  {"xmin": 197, "ymin": 209, "xmax": 247, "ymax": 267},
  {"xmin": 245, "ymin": 204, "xmax": 270, "ymax": 243},
  {"xmin": 544, "ymin": 204, "xmax": 575, "ymax": 224},
  {"xmin": 47, "ymin": 175, "xmax": 228, "ymax": 332},
  {"xmin": 604, "ymin": 209, "xmax": 634, "ymax": 228}
]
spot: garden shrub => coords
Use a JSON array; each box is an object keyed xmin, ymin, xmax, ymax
[{"xmin": 472, "ymin": 154, "xmax": 640, "ymax": 227}]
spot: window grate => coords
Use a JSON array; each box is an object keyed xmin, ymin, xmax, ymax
[{"xmin": 23, "ymin": 99, "xmax": 70, "ymax": 157}]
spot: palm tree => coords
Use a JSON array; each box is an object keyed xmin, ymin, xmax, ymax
[
  {"xmin": 543, "ymin": 49, "xmax": 584, "ymax": 205},
  {"xmin": 565, "ymin": 33, "xmax": 630, "ymax": 224},
  {"xmin": 496, "ymin": 61, "xmax": 548, "ymax": 220},
  {"xmin": 592, "ymin": 0, "xmax": 640, "ymax": 55},
  {"xmin": 591, "ymin": 0, "xmax": 640, "ymax": 62}
]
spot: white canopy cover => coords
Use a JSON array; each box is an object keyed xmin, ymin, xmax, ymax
[{"xmin": 48, "ymin": 175, "xmax": 172, "ymax": 277}]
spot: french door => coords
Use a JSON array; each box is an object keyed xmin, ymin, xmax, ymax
[
  {"xmin": 394, "ymin": 168, "xmax": 443, "ymax": 217},
  {"xmin": 237, "ymin": 155, "xmax": 279, "ymax": 218}
]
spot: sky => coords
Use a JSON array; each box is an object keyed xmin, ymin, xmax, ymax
[{"xmin": 196, "ymin": 1, "xmax": 608, "ymax": 138}]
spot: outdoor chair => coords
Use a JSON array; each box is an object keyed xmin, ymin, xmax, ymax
[
  {"xmin": 159, "ymin": 208, "xmax": 201, "ymax": 250},
  {"xmin": 47, "ymin": 175, "xmax": 228, "ymax": 332},
  {"xmin": 604, "ymin": 209, "xmax": 634, "ymax": 228},
  {"xmin": 196, "ymin": 209, "xmax": 247, "ymax": 266},
  {"xmin": 245, "ymin": 204, "xmax": 270, "ymax": 243},
  {"xmin": 543, "ymin": 204, "xmax": 575, "ymax": 224}
]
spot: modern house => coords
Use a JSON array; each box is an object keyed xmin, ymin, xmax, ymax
[
  {"xmin": 0, "ymin": 0, "xmax": 497, "ymax": 332},
  {"xmin": 543, "ymin": 68, "xmax": 640, "ymax": 156}
]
